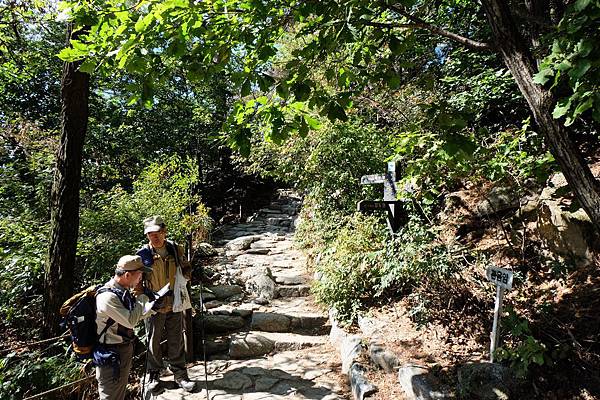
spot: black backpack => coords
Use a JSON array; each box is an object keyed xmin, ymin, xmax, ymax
[{"xmin": 60, "ymin": 284, "xmax": 124, "ymax": 360}]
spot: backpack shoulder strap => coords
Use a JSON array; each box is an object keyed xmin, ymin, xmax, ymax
[
  {"xmin": 95, "ymin": 287, "xmax": 127, "ymax": 342},
  {"xmin": 97, "ymin": 286, "xmax": 126, "ymax": 301},
  {"xmin": 166, "ymin": 240, "xmax": 181, "ymax": 269},
  {"xmin": 97, "ymin": 317, "xmax": 115, "ymax": 343}
]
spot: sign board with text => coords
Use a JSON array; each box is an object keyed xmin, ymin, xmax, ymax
[
  {"xmin": 486, "ymin": 265, "xmax": 514, "ymax": 363},
  {"xmin": 486, "ymin": 266, "xmax": 513, "ymax": 290},
  {"xmin": 358, "ymin": 161, "xmax": 405, "ymax": 233},
  {"xmin": 357, "ymin": 200, "xmax": 401, "ymax": 212}
]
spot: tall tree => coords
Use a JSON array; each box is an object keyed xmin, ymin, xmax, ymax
[
  {"xmin": 480, "ymin": 0, "xmax": 600, "ymax": 231},
  {"xmin": 43, "ymin": 22, "xmax": 89, "ymax": 335}
]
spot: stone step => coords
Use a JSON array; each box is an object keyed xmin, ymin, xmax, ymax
[
  {"xmin": 193, "ymin": 305, "xmax": 328, "ymax": 335},
  {"xmin": 267, "ymin": 217, "xmax": 293, "ymax": 227},
  {"xmin": 251, "ymin": 311, "xmax": 329, "ymax": 334},
  {"xmin": 260, "ymin": 331, "xmax": 328, "ymax": 352},
  {"xmin": 276, "ymin": 284, "xmax": 311, "ymax": 298},
  {"xmin": 199, "ymin": 330, "xmax": 327, "ymax": 360},
  {"xmin": 274, "ymin": 274, "xmax": 308, "ymax": 285}
]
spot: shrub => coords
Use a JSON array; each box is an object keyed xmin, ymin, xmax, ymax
[
  {"xmin": 495, "ymin": 307, "xmax": 550, "ymax": 378},
  {"xmin": 0, "ymin": 215, "xmax": 47, "ymax": 328},
  {"xmin": 78, "ymin": 155, "xmax": 212, "ymax": 284},
  {"xmin": 0, "ymin": 346, "xmax": 82, "ymax": 400},
  {"xmin": 377, "ymin": 215, "xmax": 466, "ymax": 294},
  {"xmin": 303, "ymin": 204, "xmax": 469, "ymax": 324},
  {"xmin": 311, "ymin": 213, "xmax": 387, "ymax": 322}
]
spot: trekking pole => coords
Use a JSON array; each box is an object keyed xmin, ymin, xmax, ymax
[
  {"xmin": 197, "ymin": 266, "xmax": 210, "ymax": 399},
  {"xmin": 142, "ymin": 327, "xmax": 149, "ymax": 400},
  {"xmin": 141, "ymin": 281, "xmax": 151, "ymax": 400}
]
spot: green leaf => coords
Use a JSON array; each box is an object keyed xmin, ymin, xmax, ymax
[
  {"xmin": 276, "ymin": 82, "xmax": 289, "ymax": 98},
  {"xmin": 135, "ymin": 13, "xmax": 154, "ymax": 32},
  {"xmin": 258, "ymin": 46, "xmax": 276, "ymax": 61},
  {"xmin": 533, "ymin": 68, "xmax": 553, "ymax": 85},
  {"xmin": 57, "ymin": 47, "xmax": 85, "ymax": 61},
  {"xmin": 573, "ymin": 97, "xmax": 593, "ymax": 117},
  {"xmin": 241, "ymin": 79, "xmax": 251, "ymax": 97},
  {"xmin": 270, "ymin": 119, "xmax": 289, "ymax": 145},
  {"xmin": 258, "ymin": 74, "xmax": 274, "ymax": 92},
  {"xmin": 532, "ymin": 353, "xmax": 545, "ymax": 365},
  {"xmin": 556, "ymin": 60, "xmax": 572, "ymax": 71},
  {"xmin": 298, "ymin": 118, "xmax": 309, "ymax": 137},
  {"xmin": 568, "ymin": 60, "xmax": 591, "ymax": 79},
  {"xmin": 325, "ymin": 102, "xmax": 347, "ymax": 122},
  {"xmin": 292, "ymin": 82, "xmax": 311, "ymax": 101},
  {"xmin": 304, "ymin": 115, "xmax": 321, "ymax": 130},
  {"xmin": 552, "ymin": 98, "xmax": 571, "ymax": 119},
  {"xmin": 126, "ymin": 95, "xmax": 139, "ymax": 106},
  {"xmin": 385, "ymin": 74, "xmax": 401, "ymax": 90},
  {"xmin": 78, "ymin": 59, "xmax": 96, "ymax": 73},
  {"xmin": 573, "ymin": 0, "xmax": 591, "ymax": 12},
  {"xmin": 389, "ymin": 36, "xmax": 403, "ymax": 55},
  {"xmin": 576, "ymin": 39, "xmax": 593, "ymax": 57},
  {"xmin": 70, "ymin": 40, "xmax": 88, "ymax": 51},
  {"xmin": 232, "ymin": 128, "xmax": 252, "ymax": 157},
  {"xmin": 437, "ymin": 113, "xmax": 467, "ymax": 130},
  {"xmin": 141, "ymin": 79, "xmax": 154, "ymax": 109}
]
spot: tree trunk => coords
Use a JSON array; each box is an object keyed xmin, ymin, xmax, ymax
[
  {"xmin": 482, "ymin": 0, "xmax": 600, "ymax": 230},
  {"xmin": 43, "ymin": 23, "xmax": 90, "ymax": 336}
]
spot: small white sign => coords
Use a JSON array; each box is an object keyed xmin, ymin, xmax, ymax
[{"xmin": 486, "ymin": 266, "xmax": 513, "ymax": 290}]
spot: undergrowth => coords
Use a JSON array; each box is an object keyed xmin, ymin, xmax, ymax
[{"xmin": 301, "ymin": 207, "xmax": 469, "ymax": 323}]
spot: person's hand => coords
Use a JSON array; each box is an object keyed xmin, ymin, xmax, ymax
[
  {"xmin": 143, "ymin": 287, "xmax": 157, "ymax": 302},
  {"xmin": 151, "ymin": 296, "xmax": 165, "ymax": 311}
]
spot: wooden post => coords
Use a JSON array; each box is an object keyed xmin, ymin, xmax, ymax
[{"xmin": 183, "ymin": 234, "xmax": 194, "ymax": 362}]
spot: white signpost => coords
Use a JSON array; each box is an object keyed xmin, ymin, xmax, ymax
[{"xmin": 486, "ymin": 266, "xmax": 513, "ymax": 363}]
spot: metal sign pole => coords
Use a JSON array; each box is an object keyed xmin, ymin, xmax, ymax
[
  {"xmin": 485, "ymin": 265, "xmax": 513, "ymax": 363},
  {"xmin": 489, "ymin": 285, "xmax": 504, "ymax": 363}
]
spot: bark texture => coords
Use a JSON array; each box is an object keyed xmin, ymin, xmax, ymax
[
  {"xmin": 481, "ymin": 0, "xmax": 600, "ymax": 230},
  {"xmin": 43, "ymin": 23, "xmax": 90, "ymax": 336}
]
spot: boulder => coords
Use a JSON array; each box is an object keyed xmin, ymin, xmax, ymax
[
  {"xmin": 537, "ymin": 173, "xmax": 596, "ymax": 266},
  {"xmin": 195, "ymin": 242, "xmax": 218, "ymax": 257},
  {"xmin": 208, "ymin": 284, "xmax": 244, "ymax": 300},
  {"xmin": 225, "ymin": 235, "xmax": 262, "ymax": 251},
  {"xmin": 475, "ymin": 186, "xmax": 520, "ymax": 217},
  {"xmin": 245, "ymin": 270, "xmax": 277, "ymax": 301},
  {"xmin": 199, "ymin": 337, "xmax": 230, "ymax": 356},
  {"xmin": 199, "ymin": 314, "xmax": 246, "ymax": 333},
  {"xmin": 229, "ymin": 332, "xmax": 275, "ymax": 358},
  {"xmin": 255, "ymin": 376, "xmax": 280, "ymax": 391},
  {"xmin": 349, "ymin": 363, "xmax": 378, "ymax": 400},
  {"xmin": 368, "ymin": 340, "xmax": 399, "ymax": 373},
  {"xmin": 457, "ymin": 362, "xmax": 516, "ymax": 400},
  {"xmin": 398, "ymin": 364, "xmax": 451, "ymax": 400},
  {"xmin": 341, "ymin": 335, "xmax": 363, "ymax": 374},
  {"xmin": 251, "ymin": 312, "xmax": 291, "ymax": 332}
]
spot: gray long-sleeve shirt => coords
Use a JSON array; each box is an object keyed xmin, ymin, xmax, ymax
[{"xmin": 95, "ymin": 279, "xmax": 153, "ymax": 344}]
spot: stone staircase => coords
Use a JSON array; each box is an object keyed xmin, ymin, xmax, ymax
[{"xmin": 151, "ymin": 190, "xmax": 347, "ymax": 399}]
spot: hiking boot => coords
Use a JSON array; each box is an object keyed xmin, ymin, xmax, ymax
[
  {"xmin": 145, "ymin": 371, "xmax": 162, "ymax": 394},
  {"xmin": 176, "ymin": 378, "xmax": 196, "ymax": 392}
]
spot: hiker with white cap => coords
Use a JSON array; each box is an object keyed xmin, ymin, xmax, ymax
[
  {"xmin": 95, "ymin": 254, "xmax": 161, "ymax": 400},
  {"xmin": 135, "ymin": 215, "xmax": 195, "ymax": 394}
]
